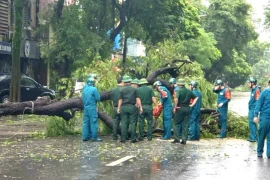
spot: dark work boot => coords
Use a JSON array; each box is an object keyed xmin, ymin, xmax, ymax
[{"xmin": 180, "ymin": 140, "xmax": 186, "ymax": 145}]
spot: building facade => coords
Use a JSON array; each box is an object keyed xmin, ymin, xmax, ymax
[{"xmin": 0, "ymin": 0, "xmax": 52, "ymax": 85}]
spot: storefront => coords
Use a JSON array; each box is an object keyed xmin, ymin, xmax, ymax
[
  {"xmin": 20, "ymin": 39, "xmax": 47, "ymax": 85},
  {"xmin": 0, "ymin": 40, "xmax": 47, "ymax": 85},
  {"xmin": 0, "ymin": 41, "xmax": 12, "ymax": 72}
]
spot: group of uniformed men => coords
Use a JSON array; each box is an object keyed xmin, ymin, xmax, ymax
[
  {"xmin": 81, "ymin": 73, "xmax": 270, "ymax": 156},
  {"xmin": 110, "ymin": 75, "xmax": 204, "ymax": 144},
  {"xmin": 246, "ymin": 77, "xmax": 270, "ymax": 158},
  {"xmin": 81, "ymin": 73, "xmax": 205, "ymax": 144}
]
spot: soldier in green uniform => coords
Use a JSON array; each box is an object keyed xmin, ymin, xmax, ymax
[
  {"xmin": 125, "ymin": 78, "xmax": 140, "ymax": 139},
  {"xmin": 131, "ymin": 78, "xmax": 140, "ymax": 88},
  {"xmin": 137, "ymin": 78, "xmax": 157, "ymax": 141},
  {"xmin": 172, "ymin": 79, "xmax": 198, "ymax": 144},
  {"xmin": 117, "ymin": 75, "xmax": 143, "ymax": 143},
  {"xmin": 111, "ymin": 77, "xmax": 123, "ymax": 140}
]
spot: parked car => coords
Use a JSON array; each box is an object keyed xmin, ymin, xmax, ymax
[{"xmin": 0, "ymin": 73, "xmax": 56, "ymax": 103}]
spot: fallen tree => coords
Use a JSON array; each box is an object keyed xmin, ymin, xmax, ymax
[{"xmin": 0, "ymin": 63, "xmax": 217, "ymax": 133}]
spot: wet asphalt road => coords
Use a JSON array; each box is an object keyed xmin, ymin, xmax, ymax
[
  {"xmin": 0, "ymin": 136, "xmax": 270, "ymax": 180},
  {"xmin": 1, "ymin": 92, "xmax": 270, "ymax": 180}
]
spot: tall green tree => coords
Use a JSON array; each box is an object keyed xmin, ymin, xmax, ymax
[
  {"xmin": 39, "ymin": 1, "xmax": 104, "ymax": 95},
  {"xmin": 243, "ymin": 41, "xmax": 270, "ymax": 66},
  {"xmin": 113, "ymin": 0, "xmax": 202, "ymax": 44},
  {"xmin": 264, "ymin": 1, "xmax": 270, "ymax": 29},
  {"xmin": 39, "ymin": 0, "xmax": 202, "ymax": 80},
  {"xmin": 10, "ymin": 0, "xmax": 24, "ymax": 102},
  {"xmin": 252, "ymin": 59, "xmax": 270, "ymax": 88},
  {"xmin": 203, "ymin": 0, "xmax": 257, "ymax": 85},
  {"xmin": 224, "ymin": 51, "xmax": 252, "ymax": 87},
  {"xmin": 183, "ymin": 29, "xmax": 221, "ymax": 68}
]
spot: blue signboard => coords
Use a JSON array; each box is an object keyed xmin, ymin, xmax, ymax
[{"xmin": 0, "ymin": 41, "xmax": 12, "ymax": 55}]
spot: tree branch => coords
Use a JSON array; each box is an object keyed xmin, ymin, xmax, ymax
[{"xmin": 110, "ymin": 0, "xmax": 130, "ymax": 41}]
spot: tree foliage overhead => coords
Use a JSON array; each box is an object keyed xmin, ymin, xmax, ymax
[
  {"xmin": 224, "ymin": 51, "xmax": 252, "ymax": 88},
  {"xmin": 264, "ymin": 1, "xmax": 270, "ymax": 29},
  {"xmin": 37, "ymin": 0, "xmax": 262, "ymax": 93},
  {"xmin": 39, "ymin": 2, "xmax": 103, "ymax": 78},
  {"xmin": 203, "ymin": 0, "xmax": 258, "ymax": 85},
  {"xmin": 183, "ymin": 29, "xmax": 221, "ymax": 68},
  {"xmin": 129, "ymin": 0, "xmax": 202, "ymax": 44},
  {"xmin": 38, "ymin": 0, "xmax": 206, "ymax": 91},
  {"xmin": 251, "ymin": 44, "xmax": 270, "ymax": 88}
]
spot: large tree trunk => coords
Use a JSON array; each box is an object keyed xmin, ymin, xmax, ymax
[
  {"xmin": 10, "ymin": 0, "xmax": 24, "ymax": 102},
  {"xmin": 0, "ymin": 65, "xmax": 216, "ymax": 133}
]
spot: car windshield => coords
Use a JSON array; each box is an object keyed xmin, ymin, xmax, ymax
[
  {"xmin": 21, "ymin": 78, "xmax": 37, "ymax": 88},
  {"xmin": 0, "ymin": 75, "xmax": 7, "ymax": 82}
]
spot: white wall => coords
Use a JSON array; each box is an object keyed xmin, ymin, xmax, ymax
[{"xmin": 127, "ymin": 38, "xmax": 146, "ymax": 57}]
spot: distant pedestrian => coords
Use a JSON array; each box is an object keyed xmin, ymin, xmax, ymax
[
  {"xmin": 153, "ymin": 81, "xmax": 172, "ymax": 140},
  {"xmin": 247, "ymin": 76, "xmax": 260, "ymax": 142},
  {"xmin": 254, "ymin": 80, "xmax": 270, "ymax": 158},
  {"xmin": 81, "ymin": 77, "xmax": 101, "ymax": 142},
  {"xmin": 172, "ymin": 79, "xmax": 198, "ymax": 144},
  {"xmin": 111, "ymin": 77, "xmax": 124, "ymax": 140},
  {"xmin": 188, "ymin": 80, "xmax": 202, "ymax": 141},
  {"xmin": 213, "ymin": 79, "xmax": 231, "ymax": 138},
  {"xmin": 137, "ymin": 78, "xmax": 157, "ymax": 141}
]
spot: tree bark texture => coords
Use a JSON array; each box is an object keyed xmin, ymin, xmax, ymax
[{"xmin": 10, "ymin": 0, "xmax": 24, "ymax": 102}]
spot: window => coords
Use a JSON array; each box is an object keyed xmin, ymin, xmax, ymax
[
  {"xmin": 0, "ymin": 75, "xmax": 8, "ymax": 82},
  {"xmin": 21, "ymin": 78, "xmax": 37, "ymax": 88}
]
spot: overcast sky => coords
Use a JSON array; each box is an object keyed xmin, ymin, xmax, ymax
[{"xmin": 247, "ymin": 0, "xmax": 270, "ymax": 41}]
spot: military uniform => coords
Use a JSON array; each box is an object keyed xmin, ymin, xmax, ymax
[
  {"xmin": 173, "ymin": 79, "xmax": 197, "ymax": 143},
  {"xmin": 248, "ymin": 85, "xmax": 260, "ymax": 141},
  {"xmin": 254, "ymin": 86, "xmax": 270, "ymax": 158},
  {"xmin": 137, "ymin": 79, "xmax": 155, "ymax": 140},
  {"xmin": 189, "ymin": 86, "xmax": 202, "ymax": 140},
  {"xmin": 213, "ymin": 80, "xmax": 231, "ymax": 138},
  {"xmin": 154, "ymin": 81, "xmax": 172, "ymax": 139},
  {"xmin": 247, "ymin": 77, "xmax": 260, "ymax": 142},
  {"xmin": 119, "ymin": 76, "xmax": 140, "ymax": 142},
  {"xmin": 111, "ymin": 85, "xmax": 122, "ymax": 140}
]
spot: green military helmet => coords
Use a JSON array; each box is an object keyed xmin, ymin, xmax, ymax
[
  {"xmin": 139, "ymin": 78, "xmax": 148, "ymax": 85},
  {"xmin": 188, "ymin": 80, "xmax": 198, "ymax": 88},
  {"xmin": 214, "ymin": 79, "xmax": 224, "ymax": 86},
  {"xmin": 247, "ymin": 76, "xmax": 257, "ymax": 84},
  {"xmin": 169, "ymin": 78, "xmax": 176, "ymax": 84},
  {"xmin": 122, "ymin": 75, "xmax": 132, "ymax": 83},
  {"xmin": 131, "ymin": 78, "xmax": 140, "ymax": 84},
  {"xmin": 176, "ymin": 78, "xmax": 185, "ymax": 85},
  {"xmin": 86, "ymin": 77, "xmax": 95, "ymax": 85},
  {"xmin": 88, "ymin": 73, "xmax": 98, "ymax": 80},
  {"xmin": 153, "ymin": 81, "xmax": 162, "ymax": 86}
]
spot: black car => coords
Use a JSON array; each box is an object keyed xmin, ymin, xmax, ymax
[{"xmin": 0, "ymin": 73, "xmax": 56, "ymax": 103}]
